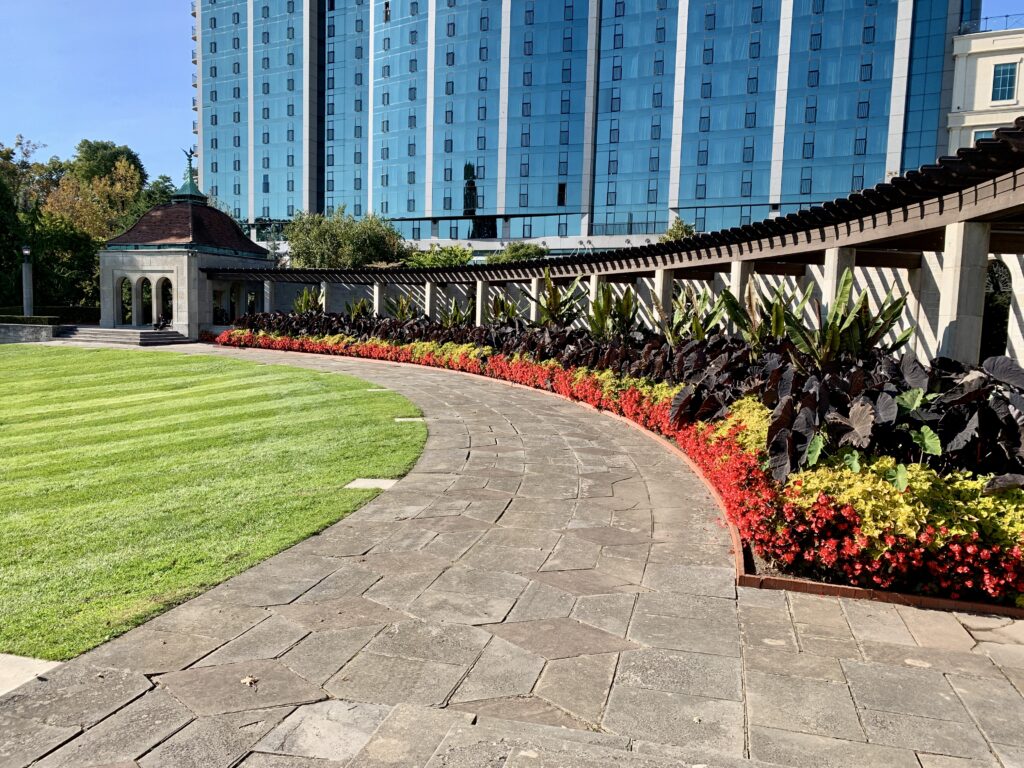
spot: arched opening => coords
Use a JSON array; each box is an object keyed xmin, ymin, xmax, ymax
[
  {"xmin": 156, "ymin": 277, "xmax": 174, "ymax": 325},
  {"xmin": 229, "ymin": 282, "xmax": 241, "ymax": 322},
  {"xmin": 981, "ymin": 260, "xmax": 1012, "ymax": 361},
  {"xmin": 138, "ymin": 278, "xmax": 154, "ymax": 327},
  {"xmin": 118, "ymin": 277, "xmax": 133, "ymax": 325}
]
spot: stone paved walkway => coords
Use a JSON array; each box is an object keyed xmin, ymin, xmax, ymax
[{"xmin": 3, "ymin": 343, "xmax": 1024, "ymax": 768}]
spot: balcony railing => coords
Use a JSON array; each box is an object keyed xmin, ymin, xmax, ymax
[{"xmin": 959, "ymin": 13, "xmax": 1024, "ymax": 34}]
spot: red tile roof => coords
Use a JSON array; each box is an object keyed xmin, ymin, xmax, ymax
[{"xmin": 108, "ymin": 201, "xmax": 268, "ymax": 257}]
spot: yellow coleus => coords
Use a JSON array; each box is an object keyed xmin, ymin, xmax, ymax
[
  {"xmin": 715, "ymin": 396, "xmax": 771, "ymax": 455},
  {"xmin": 789, "ymin": 456, "xmax": 1024, "ymax": 548}
]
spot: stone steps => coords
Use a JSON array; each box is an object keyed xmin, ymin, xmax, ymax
[{"xmin": 54, "ymin": 326, "xmax": 190, "ymax": 346}]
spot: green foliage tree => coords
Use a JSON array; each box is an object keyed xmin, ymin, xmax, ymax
[
  {"xmin": 486, "ymin": 242, "xmax": 549, "ymax": 265},
  {"xmin": 0, "ymin": 136, "xmax": 66, "ymax": 211},
  {"xmin": 660, "ymin": 216, "xmax": 696, "ymax": 243},
  {"xmin": 0, "ymin": 176, "xmax": 24, "ymax": 306},
  {"xmin": 405, "ymin": 243, "xmax": 474, "ymax": 268},
  {"xmin": 70, "ymin": 139, "xmax": 147, "ymax": 186},
  {"xmin": 285, "ymin": 208, "xmax": 410, "ymax": 268}
]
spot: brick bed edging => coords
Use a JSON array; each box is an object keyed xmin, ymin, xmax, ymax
[{"xmin": 205, "ymin": 340, "xmax": 1024, "ymax": 619}]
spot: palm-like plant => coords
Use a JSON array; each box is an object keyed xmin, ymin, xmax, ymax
[
  {"xmin": 384, "ymin": 294, "xmax": 420, "ymax": 322},
  {"xmin": 719, "ymin": 281, "xmax": 809, "ymax": 354},
  {"xmin": 784, "ymin": 268, "xmax": 912, "ymax": 367},
  {"xmin": 655, "ymin": 284, "xmax": 726, "ymax": 345},
  {"xmin": 524, "ymin": 268, "xmax": 583, "ymax": 328},
  {"xmin": 438, "ymin": 297, "xmax": 474, "ymax": 328}
]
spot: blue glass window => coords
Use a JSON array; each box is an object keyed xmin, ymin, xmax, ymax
[{"xmin": 993, "ymin": 63, "xmax": 1017, "ymax": 101}]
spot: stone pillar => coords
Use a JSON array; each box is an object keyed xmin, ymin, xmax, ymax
[
  {"xmin": 131, "ymin": 279, "xmax": 143, "ymax": 327},
  {"xmin": 652, "ymin": 268, "xmax": 675, "ymax": 325},
  {"xmin": 475, "ymin": 280, "xmax": 490, "ymax": 327},
  {"xmin": 21, "ymin": 260, "xmax": 33, "ymax": 318},
  {"xmin": 424, "ymin": 281, "xmax": 438, "ymax": 320},
  {"xmin": 321, "ymin": 281, "xmax": 334, "ymax": 314},
  {"xmin": 263, "ymin": 280, "xmax": 276, "ymax": 313},
  {"xmin": 373, "ymin": 283, "xmax": 385, "ymax": 317},
  {"xmin": 151, "ymin": 283, "xmax": 162, "ymax": 326},
  {"xmin": 937, "ymin": 221, "xmax": 991, "ymax": 364},
  {"xmin": 588, "ymin": 273, "xmax": 604, "ymax": 309},
  {"xmin": 729, "ymin": 261, "xmax": 752, "ymax": 299},
  {"xmin": 821, "ymin": 247, "xmax": 857, "ymax": 313},
  {"xmin": 528, "ymin": 277, "xmax": 542, "ymax": 324}
]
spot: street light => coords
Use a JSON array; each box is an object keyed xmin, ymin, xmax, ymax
[{"xmin": 21, "ymin": 245, "xmax": 33, "ymax": 318}]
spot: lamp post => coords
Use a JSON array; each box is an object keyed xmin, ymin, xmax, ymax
[{"xmin": 21, "ymin": 245, "xmax": 33, "ymax": 318}]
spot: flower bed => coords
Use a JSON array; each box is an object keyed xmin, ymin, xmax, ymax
[{"xmin": 213, "ymin": 329, "xmax": 1024, "ymax": 607}]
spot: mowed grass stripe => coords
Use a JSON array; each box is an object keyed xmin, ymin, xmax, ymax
[
  {"xmin": 0, "ymin": 380, "xmax": 405, "ymax": 456},
  {"xmin": 0, "ymin": 390, "xmax": 415, "ymax": 479},
  {"xmin": 2, "ymin": 411, "xmax": 415, "ymax": 513},
  {"xmin": 0, "ymin": 345, "xmax": 426, "ymax": 660}
]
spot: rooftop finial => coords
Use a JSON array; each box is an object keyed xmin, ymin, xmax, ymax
[{"xmin": 172, "ymin": 147, "xmax": 208, "ymax": 204}]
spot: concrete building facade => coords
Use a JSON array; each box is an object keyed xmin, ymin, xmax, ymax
[{"xmin": 948, "ymin": 25, "xmax": 1024, "ymax": 151}]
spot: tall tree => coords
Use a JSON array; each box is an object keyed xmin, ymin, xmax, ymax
[
  {"xmin": 0, "ymin": 136, "xmax": 66, "ymax": 211},
  {"xmin": 286, "ymin": 208, "xmax": 410, "ymax": 268},
  {"xmin": 70, "ymin": 140, "xmax": 148, "ymax": 187},
  {"xmin": 0, "ymin": 176, "xmax": 24, "ymax": 306},
  {"xmin": 43, "ymin": 157, "xmax": 143, "ymax": 240},
  {"xmin": 406, "ymin": 243, "xmax": 474, "ymax": 268},
  {"xmin": 660, "ymin": 217, "xmax": 696, "ymax": 242},
  {"xmin": 487, "ymin": 242, "xmax": 549, "ymax": 265}
]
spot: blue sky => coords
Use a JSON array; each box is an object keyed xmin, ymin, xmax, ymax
[
  {"xmin": 0, "ymin": 0, "xmax": 194, "ymax": 182},
  {"xmin": 0, "ymin": 0, "xmax": 1018, "ymax": 183}
]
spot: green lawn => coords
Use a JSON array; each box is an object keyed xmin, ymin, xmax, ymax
[{"xmin": 0, "ymin": 345, "xmax": 426, "ymax": 660}]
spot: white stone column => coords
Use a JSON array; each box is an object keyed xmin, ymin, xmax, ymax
[
  {"xmin": 373, "ymin": 283, "xmax": 385, "ymax": 317},
  {"xmin": 937, "ymin": 221, "xmax": 991, "ymax": 364},
  {"xmin": 729, "ymin": 261, "xmax": 752, "ymax": 298},
  {"xmin": 528, "ymin": 276, "xmax": 542, "ymax": 323},
  {"xmin": 151, "ymin": 283, "xmax": 162, "ymax": 325},
  {"xmin": 475, "ymin": 280, "xmax": 490, "ymax": 327},
  {"xmin": 588, "ymin": 273, "xmax": 604, "ymax": 309},
  {"xmin": 652, "ymin": 268, "xmax": 675, "ymax": 325},
  {"xmin": 263, "ymin": 280, "xmax": 276, "ymax": 313},
  {"xmin": 320, "ymin": 281, "xmax": 334, "ymax": 314},
  {"xmin": 424, "ymin": 281, "xmax": 438, "ymax": 320},
  {"xmin": 821, "ymin": 247, "xmax": 857, "ymax": 313}
]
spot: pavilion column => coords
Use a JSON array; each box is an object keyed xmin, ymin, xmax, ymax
[
  {"xmin": 475, "ymin": 280, "xmax": 490, "ymax": 327},
  {"xmin": 424, "ymin": 281, "xmax": 439, "ymax": 320},
  {"xmin": 151, "ymin": 284, "xmax": 162, "ymax": 325},
  {"xmin": 822, "ymin": 247, "xmax": 857, "ymax": 313},
  {"xmin": 131, "ymin": 279, "xmax": 143, "ymax": 327},
  {"xmin": 373, "ymin": 282, "xmax": 386, "ymax": 317},
  {"xmin": 263, "ymin": 280, "xmax": 276, "ymax": 313},
  {"xmin": 937, "ymin": 221, "xmax": 990, "ymax": 364},
  {"xmin": 528, "ymin": 277, "xmax": 542, "ymax": 323},
  {"xmin": 652, "ymin": 268, "xmax": 675, "ymax": 325}
]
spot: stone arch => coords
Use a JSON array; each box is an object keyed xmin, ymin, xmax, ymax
[
  {"xmin": 155, "ymin": 277, "xmax": 174, "ymax": 325},
  {"xmin": 137, "ymin": 277, "xmax": 154, "ymax": 327},
  {"xmin": 981, "ymin": 259, "xmax": 1012, "ymax": 360},
  {"xmin": 118, "ymin": 277, "xmax": 133, "ymax": 325}
]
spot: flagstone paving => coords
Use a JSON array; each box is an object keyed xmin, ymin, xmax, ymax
[{"xmin": 4, "ymin": 342, "xmax": 1024, "ymax": 767}]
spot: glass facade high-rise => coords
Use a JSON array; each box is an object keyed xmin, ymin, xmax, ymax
[{"xmin": 194, "ymin": 0, "xmax": 974, "ymax": 248}]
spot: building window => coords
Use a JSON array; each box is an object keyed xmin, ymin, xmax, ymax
[
  {"xmin": 749, "ymin": 32, "xmax": 760, "ymax": 59},
  {"xmin": 647, "ymin": 179, "xmax": 658, "ymax": 204},
  {"xmin": 704, "ymin": 5, "xmax": 715, "ymax": 30},
  {"xmin": 697, "ymin": 141, "xmax": 708, "ymax": 166},
  {"xmin": 862, "ymin": 17, "xmax": 875, "ymax": 44},
  {"xmin": 852, "ymin": 163, "xmax": 865, "ymax": 192},
  {"xmin": 993, "ymin": 62, "xmax": 1017, "ymax": 101},
  {"xmin": 612, "ymin": 55, "xmax": 623, "ymax": 80},
  {"xmin": 608, "ymin": 150, "xmax": 619, "ymax": 173},
  {"xmin": 744, "ymin": 104, "xmax": 756, "ymax": 128},
  {"xmin": 652, "ymin": 83, "xmax": 663, "ymax": 107},
  {"xmin": 563, "ymin": 29, "xmax": 573, "ymax": 52},
  {"xmin": 611, "ymin": 88, "xmax": 621, "ymax": 112},
  {"xmin": 613, "ymin": 25, "xmax": 623, "ymax": 48},
  {"xmin": 751, "ymin": 0, "xmax": 762, "ymax": 23},
  {"xmin": 805, "ymin": 95, "xmax": 817, "ymax": 123},
  {"xmin": 606, "ymin": 182, "xmax": 617, "ymax": 206},
  {"xmin": 802, "ymin": 132, "xmax": 814, "ymax": 159},
  {"xmin": 747, "ymin": 68, "xmax": 758, "ymax": 94},
  {"xmin": 695, "ymin": 174, "xmax": 706, "ymax": 199},
  {"xmin": 808, "ymin": 64, "xmax": 819, "ymax": 88},
  {"xmin": 974, "ymin": 129, "xmax": 996, "ymax": 141},
  {"xmin": 699, "ymin": 107, "xmax": 711, "ymax": 132},
  {"xmin": 649, "ymin": 148, "xmax": 660, "ymax": 172},
  {"xmin": 741, "ymin": 170, "xmax": 752, "ymax": 197},
  {"xmin": 743, "ymin": 136, "xmax": 754, "ymax": 162},
  {"xmin": 857, "ymin": 93, "xmax": 870, "ymax": 118},
  {"xmin": 651, "ymin": 115, "xmax": 661, "ymax": 139},
  {"xmin": 701, "ymin": 74, "xmax": 712, "ymax": 98},
  {"xmin": 656, "ymin": 19, "xmax": 666, "ymax": 43},
  {"xmin": 810, "ymin": 24, "xmax": 822, "ymax": 50},
  {"xmin": 654, "ymin": 51, "xmax": 665, "ymax": 76},
  {"xmin": 609, "ymin": 119, "xmax": 620, "ymax": 143},
  {"xmin": 860, "ymin": 54, "xmax": 873, "ymax": 82},
  {"xmin": 854, "ymin": 127, "xmax": 867, "ymax": 155},
  {"xmin": 800, "ymin": 167, "xmax": 812, "ymax": 195}
]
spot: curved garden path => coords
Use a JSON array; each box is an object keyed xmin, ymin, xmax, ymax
[{"xmin": 3, "ymin": 342, "xmax": 1024, "ymax": 768}]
